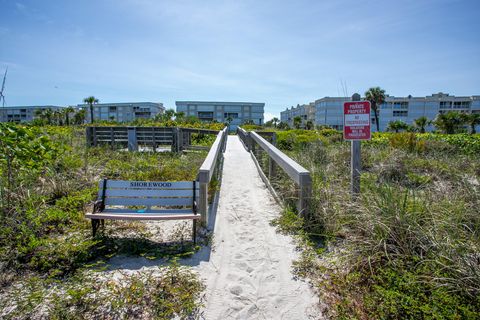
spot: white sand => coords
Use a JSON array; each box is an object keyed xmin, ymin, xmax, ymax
[{"xmin": 186, "ymin": 136, "xmax": 320, "ymax": 319}]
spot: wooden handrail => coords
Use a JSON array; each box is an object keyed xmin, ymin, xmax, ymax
[
  {"xmin": 197, "ymin": 127, "xmax": 228, "ymax": 224},
  {"xmin": 239, "ymin": 128, "xmax": 311, "ymax": 216},
  {"xmin": 250, "ymin": 132, "xmax": 311, "ymax": 185},
  {"xmin": 198, "ymin": 127, "xmax": 227, "ymax": 183}
]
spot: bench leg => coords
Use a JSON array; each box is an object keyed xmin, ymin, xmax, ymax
[
  {"xmin": 92, "ymin": 220, "xmax": 99, "ymax": 237},
  {"xmin": 193, "ymin": 219, "xmax": 197, "ymax": 245},
  {"xmin": 100, "ymin": 219, "xmax": 105, "ymax": 230}
]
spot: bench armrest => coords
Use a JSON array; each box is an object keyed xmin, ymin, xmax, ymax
[{"xmin": 93, "ymin": 199, "xmax": 105, "ymax": 213}]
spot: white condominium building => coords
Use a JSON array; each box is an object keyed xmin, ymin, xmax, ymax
[
  {"xmin": 281, "ymin": 93, "xmax": 480, "ymax": 132},
  {"xmin": 175, "ymin": 101, "xmax": 265, "ymax": 131},
  {"xmin": 280, "ymin": 102, "xmax": 315, "ymax": 127},
  {"xmin": 0, "ymin": 105, "xmax": 65, "ymax": 123},
  {"xmin": 78, "ymin": 102, "xmax": 164, "ymax": 122}
]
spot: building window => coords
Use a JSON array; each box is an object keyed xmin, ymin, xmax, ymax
[
  {"xmin": 393, "ymin": 111, "xmax": 408, "ymax": 117},
  {"xmin": 440, "ymin": 101, "xmax": 452, "ymax": 109},
  {"xmin": 393, "ymin": 102, "xmax": 408, "ymax": 109},
  {"xmin": 453, "ymin": 101, "xmax": 471, "ymax": 109},
  {"xmin": 197, "ymin": 112, "xmax": 214, "ymax": 120},
  {"xmin": 224, "ymin": 112, "xmax": 238, "ymax": 119},
  {"xmin": 109, "ymin": 106, "xmax": 117, "ymax": 112}
]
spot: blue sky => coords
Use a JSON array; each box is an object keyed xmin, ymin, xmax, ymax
[{"xmin": 1, "ymin": 0, "xmax": 479, "ymax": 119}]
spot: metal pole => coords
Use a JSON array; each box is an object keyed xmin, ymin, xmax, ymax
[
  {"xmin": 351, "ymin": 140, "xmax": 361, "ymax": 196},
  {"xmin": 351, "ymin": 93, "xmax": 361, "ymax": 198}
]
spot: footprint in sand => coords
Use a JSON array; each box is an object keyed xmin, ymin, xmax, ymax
[{"xmin": 229, "ymin": 285, "xmax": 243, "ymax": 296}]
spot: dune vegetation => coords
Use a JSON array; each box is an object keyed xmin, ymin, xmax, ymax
[
  {"xmin": 256, "ymin": 128, "xmax": 480, "ymax": 319},
  {"xmin": 0, "ymin": 123, "xmax": 213, "ymax": 319}
]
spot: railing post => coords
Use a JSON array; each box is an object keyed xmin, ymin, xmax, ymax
[
  {"xmin": 93, "ymin": 127, "xmax": 98, "ymax": 146},
  {"xmin": 110, "ymin": 127, "xmax": 114, "ymax": 149},
  {"xmin": 171, "ymin": 127, "xmax": 177, "ymax": 153},
  {"xmin": 177, "ymin": 128, "xmax": 183, "ymax": 152},
  {"xmin": 127, "ymin": 127, "xmax": 138, "ymax": 151},
  {"xmin": 298, "ymin": 174, "xmax": 312, "ymax": 218},
  {"xmin": 223, "ymin": 128, "xmax": 227, "ymax": 152},
  {"xmin": 271, "ymin": 132, "xmax": 277, "ymax": 147},
  {"xmin": 198, "ymin": 171, "xmax": 209, "ymax": 226},
  {"xmin": 86, "ymin": 127, "xmax": 92, "ymax": 147},
  {"xmin": 268, "ymin": 157, "xmax": 276, "ymax": 179}
]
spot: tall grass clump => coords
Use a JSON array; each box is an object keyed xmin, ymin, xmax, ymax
[{"xmin": 270, "ymin": 129, "xmax": 480, "ymax": 319}]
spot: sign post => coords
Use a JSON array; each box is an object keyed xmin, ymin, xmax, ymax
[{"xmin": 344, "ymin": 94, "xmax": 371, "ymax": 198}]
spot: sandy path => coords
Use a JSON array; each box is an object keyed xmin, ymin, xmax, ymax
[{"xmin": 188, "ymin": 136, "xmax": 319, "ymax": 320}]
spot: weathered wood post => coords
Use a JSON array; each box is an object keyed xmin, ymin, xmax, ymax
[
  {"xmin": 351, "ymin": 93, "xmax": 361, "ymax": 197},
  {"xmin": 298, "ymin": 173, "xmax": 312, "ymax": 218},
  {"xmin": 86, "ymin": 127, "xmax": 92, "ymax": 147},
  {"xmin": 177, "ymin": 128, "xmax": 183, "ymax": 152},
  {"xmin": 93, "ymin": 127, "xmax": 98, "ymax": 147},
  {"xmin": 127, "ymin": 127, "xmax": 138, "ymax": 151},
  {"xmin": 198, "ymin": 173, "xmax": 209, "ymax": 226},
  {"xmin": 171, "ymin": 127, "xmax": 177, "ymax": 153},
  {"xmin": 110, "ymin": 127, "xmax": 115, "ymax": 149},
  {"xmin": 268, "ymin": 132, "xmax": 277, "ymax": 179}
]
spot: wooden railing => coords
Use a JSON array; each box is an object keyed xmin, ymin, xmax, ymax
[
  {"xmin": 197, "ymin": 127, "xmax": 228, "ymax": 224},
  {"xmin": 237, "ymin": 127, "xmax": 311, "ymax": 216},
  {"xmin": 86, "ymin": 126, "xmax": 220, "ymax": 152}
]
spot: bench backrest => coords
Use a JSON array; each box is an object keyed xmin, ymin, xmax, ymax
[{"xmin": 98, "ymin": 180, "xmax": 199, "ymax": 208}]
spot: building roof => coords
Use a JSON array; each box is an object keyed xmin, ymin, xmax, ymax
[
  {"xmin": 0, "ymin": 105, "xmax": 64, "ymax": 109},
  {"xmin": 77, "ymin": 102, "xmax": 163, "ymax": 107},
  {"xmin": 175, "ymin": 101, "xmax": 265, "ymax": 106}
]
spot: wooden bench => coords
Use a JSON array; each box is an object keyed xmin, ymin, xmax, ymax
[{"xmin": 85, "ymin": 179, "xmax": 200, "ymax": 243}]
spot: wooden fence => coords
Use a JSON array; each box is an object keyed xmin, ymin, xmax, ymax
[
  {"xmin": 197, "ymin": 127, "xmax": 228, "ymax": 224},
  {"xmin": 86, "ymin": 126, "xmax": 220, "ymax": 152},
  {"xmin": 237, "ymin": 127, "xmax": 311, "ymax": 216}
]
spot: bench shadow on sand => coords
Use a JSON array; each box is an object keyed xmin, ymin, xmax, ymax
[{"xmin": 105, "ymin": 189, "xmax": 221, "ymax": 271}]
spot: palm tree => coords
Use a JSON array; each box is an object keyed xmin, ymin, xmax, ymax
[
  {"xmin": 365, "ymin": 87, "xmax": 386, "ymax": 132},
  {"xmin": 277, "ymin": 121, "xmax": 290, "ymax": 130},
  {"xmin": 305, "ymin": 120, "xmax": 314, "ymax": 130},
  {"xmin": 175, "ymin": 111, "xmax": 185, "ymax": 122},
  {"xmin": 64, "ymin": 106, "xmax": 75, "ymax": 125},
  {"xmin": 83, "ymin": 96, "xmax": 99, "ymax": 124},
  {"xmin": 433, "ymin": 111, "xmax": 465, "ymax": 134},
  {"xmin": 34, "ymin": 109, "xmax": 46, "ymax": 124},
  {"xmin": 462, "ymin": 113, "xmax": 480, "ymax": 134},
  {"xmin": 52, "ymin": 110, "xmax": 63, "ymax": 125},
  {"xmin": 73, "ymin": 109, "xmax": 86, "ymax": 124},
  {"xmin": 44, "ymin": 108, "xmax": 53, "ymax": 125},
  {"xmin": 225, "ymin": 116, "xmax": 233, "ymax": 131},
  {"xmin": 162, "ymin": 109, "xmax": 176, "ymax": 122},
  {"xmin": 271, "ymin": 117, "xmax": 279, "ymax": 128},
  {"xmin": 413, "ymin": 116, "xmax": 430, "ymax": 133},
  {"xmin": 293, "ymin": 116, "xmax": 302, "ymax": 129},
  {"xmin": 387, "ymin": 120, "xmax": 408, "ymax": 133}
]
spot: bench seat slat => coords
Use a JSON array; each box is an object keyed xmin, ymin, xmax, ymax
[
  {"xmin": 102, "ymin": 208, "xmax": 194, "ymax": 214},
  {"xmin": 100, "ymin": 189, "xmax": 199, "ymax": 197},
  {"xmin": 104, "ymin": 197, "xmax": 193, "ymax": 206},
  {"xmin": 85, "ymin": 213, "xmax": 200, "ymax": 220}
]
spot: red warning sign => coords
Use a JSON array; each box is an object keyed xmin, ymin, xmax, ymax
[{"xmin": 343, "ymin": 101, "xmax": 371, "ymax": 140}]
